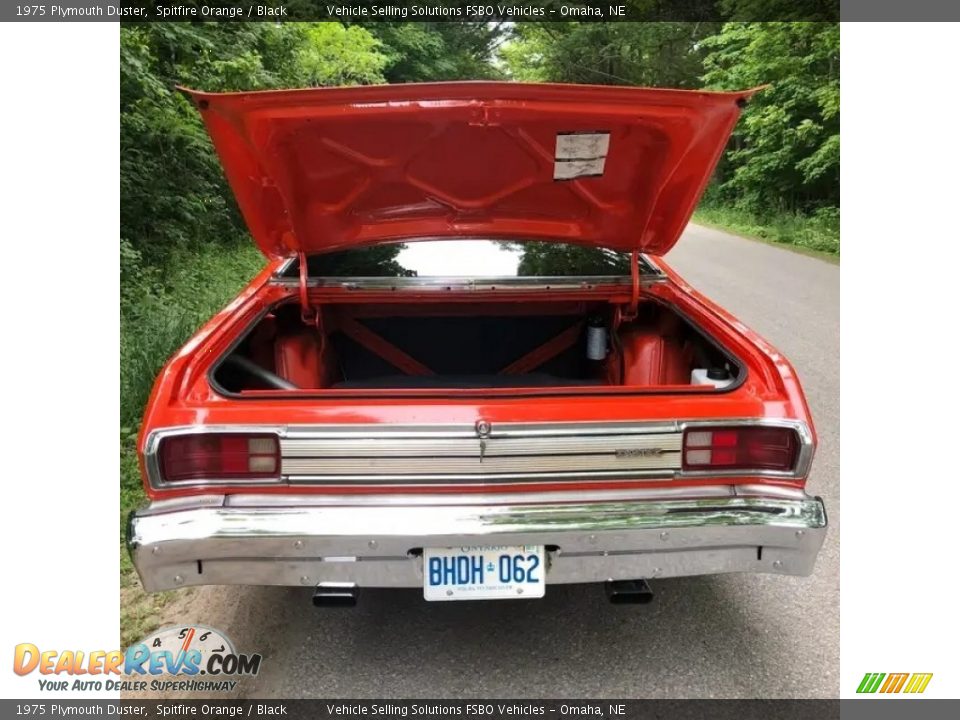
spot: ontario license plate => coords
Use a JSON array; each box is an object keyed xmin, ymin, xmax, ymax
[{"xmin": 423, "ymin": 545, "xmax": 546, "ymax": 601}]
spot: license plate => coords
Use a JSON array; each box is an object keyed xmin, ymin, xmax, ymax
[{"xmin": 423, "ymin": 545, "xmax": 546, "ymax": 601}]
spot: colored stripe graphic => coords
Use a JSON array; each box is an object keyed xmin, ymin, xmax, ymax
[
  {"xmin": 904, "ymin": 673, "xmax": 933, "ymax": 694},
  {"xmin": 856, "ymin": 673, "xmax": 885, "ymax": 693},
  {"xmin": 857, "ymin": 672, "xmax": 932, "ymax": 694},
  {"xmin": 880, "ymin": 673, "xmax": 909, "ymax": 693}
]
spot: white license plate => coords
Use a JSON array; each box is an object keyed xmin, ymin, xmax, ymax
[{"xmin": 423, "ymin": 545, "xmax": 546, "ymax": 601}]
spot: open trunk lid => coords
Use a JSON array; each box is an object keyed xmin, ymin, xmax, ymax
[{"xmin": 185, "ymin": 82, "xmax": 756, "ymax": 258}]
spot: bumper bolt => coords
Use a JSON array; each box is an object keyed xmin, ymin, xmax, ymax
[
  {"xmin": 773, "ymin": 560, "xmax": 783, "ymax": 569},
  {"xmin": 173, "ymin": 575, "xmax": 183, "ymax": 586},
  {"xmin": 368, "ymin": 540, "xmax": 378, "ymax": 549},
  {"xmin": 652, "ymin": 567, "xmax": 662, "ymax": 577},
  {"xmin": 151, "ymin": 546, "xmax": 160, "ymax": 555},
  {"xmin": 587, "ymin": 534, "xmax": 597, "ymax": 544},
  {"xmin": 659, "ymin": 531, "xmax": 669, "ymax": 541},
  {"xmin": 293, "ymin": 540, "xmax": 304, "ymax": 550},
  {"xmin": 299, "ymin": 575, "xmax": 311, "ymax": 585},
  {"xmin": 795, "ymin": 530, "xmax": 805, "ymax": 538}
]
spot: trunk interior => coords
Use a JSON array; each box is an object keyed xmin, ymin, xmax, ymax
[{"xmin": 213, "ymin": 299, "xmax": 741, "ymax": 394}]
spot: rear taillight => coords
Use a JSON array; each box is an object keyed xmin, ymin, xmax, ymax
[
  {"xmin": 158, "ymin": 434, "xmax": 280, "ymax": 483},
  {"xmin": 682, "ymin": 426, "xmax": 799, "ymax": 473}
]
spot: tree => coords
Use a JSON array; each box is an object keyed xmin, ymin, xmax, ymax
[
  {"xmin": 366, "ymin": 23, "xmax": 505, "ymax": 83},
  {"xmin": 120, "ymin": 23, "xmax": 389, "ymax": 268},
  {"xmin": 701, "ymin": 22, "xmax": 839, "ymax": 212},
  {"xmin": 501, "ymin": 242, "xmax": 629, "ymax": 276},
  {"xmin": 500, "ymin": 22, "xmax": 721, "ymax": 87}
]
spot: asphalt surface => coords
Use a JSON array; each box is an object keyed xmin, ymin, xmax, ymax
[{"xmin": 157, "ymin": 224, "xmax": 840, "ymax": 699}]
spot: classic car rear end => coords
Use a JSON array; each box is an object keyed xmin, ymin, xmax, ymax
[{"xmin": 128, "ymin": 82, "xmax": 826, "ymax": 604}]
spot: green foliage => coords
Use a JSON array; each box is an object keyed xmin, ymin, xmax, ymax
[
  {"xmin": 501, "ymin": 242, "xmax": 630, "ymax": 276},
  {"xmin": 120, "ymin": 22, "xmax": 388, "ymax": 269},
  {"xmin": 368, "ymin": 23, "xmax": 505, "ymax": 82},
  {"xmin": 501, "ymin": 22, "xmax": 721, "ymax": 87},
  {"xmin": 296, "ymin": 24, "xmax": 388, "ymax": 86},
  {"xmin": 120, "ymin": 240, "xmax": 264, "ymax": 430},
  {"xmin": 308, "ymin": 247, "xmax": 418, "ymax": 277},
  {"xmin": 695, "ymin": 201, "xmax": 839, "ymax": 255},
  {"xmin": 702, "ymin": 22, "xmax": 839, "ymax": 213}
]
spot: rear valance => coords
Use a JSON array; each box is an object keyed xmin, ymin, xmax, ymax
[{"xmin": 185, "ymin": 82, "xmax": 756, "ymax": 258}]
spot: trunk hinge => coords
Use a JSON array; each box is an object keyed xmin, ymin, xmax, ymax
[
  {"xmin": 297, "ymin": 251, "xmax": 323, "ymax": 332},
  {"xmin": 623, "ymin": 250, "xmax": 641, "ymax": 321}
]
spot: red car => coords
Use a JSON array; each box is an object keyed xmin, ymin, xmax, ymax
[{"xmin": 128, "ymin": 82, "xmax": 826, "ymax": 605}]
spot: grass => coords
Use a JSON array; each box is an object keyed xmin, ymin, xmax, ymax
[
  {"xmin": 120, "ymin": 240, "xmax": 265, "ymax": 647},
  {"xmin": 692, "ymin": 203, "xmax": 840, "ymax": 261}
]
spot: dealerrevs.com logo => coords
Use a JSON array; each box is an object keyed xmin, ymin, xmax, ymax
[
  {"xmin": 13, "ymin": 625, "xmax": 261, "ymax": 693},
  {"xmin": 857, "ymin": 672, "xmax": 933, "ymax": 694}
]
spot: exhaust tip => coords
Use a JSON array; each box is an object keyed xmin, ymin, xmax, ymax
[
  {"xmin": 312, "ymin": 583, "xmax": 358, "ymax": 607},
  {"xmin": 605, "ymin": 579, "xmax": 654, "ymax": 605}
]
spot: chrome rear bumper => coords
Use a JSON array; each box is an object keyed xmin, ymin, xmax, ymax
[{"xmin": 127, "ymin": 490, "xmax": 827, "ymax": 593}]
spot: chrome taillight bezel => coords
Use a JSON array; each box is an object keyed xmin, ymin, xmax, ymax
[
  {"xmin": 678, "ymin": 419, "xmax": 814, "ymax": 479},
  {"xmin": 144, "ymin": 426, "xmax": 284, "ymax": 489}
]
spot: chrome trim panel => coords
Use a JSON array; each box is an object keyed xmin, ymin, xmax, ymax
[
  {"xmin": 279, "ymin": 432, "xmax": 682, "ymax": 478},
  {"xmin": 272, "ymin": 275, "xmax": 650, "ymax": 291},
  {"xmin": 283, "ymin": 471, "xmax": 677, "ymax": 486},
  {"xmin": 128, "ymin": 494, "xmax": 827, "ymax": 592},
  {"xmin": 280, "ymin": 434, "xmax": 681, "ymax": 457},
  {"xmin": 144, "ymin": 418, "xmax": 814, "ymax": 489},
  {"xmin": 284, "ymin": 455, "xmax": 679, "ymax": 475}
]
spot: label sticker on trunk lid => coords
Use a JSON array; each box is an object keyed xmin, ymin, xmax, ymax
[{"xmin": 554, "ymin": 131, "xmax": 609, "ymax": 180}]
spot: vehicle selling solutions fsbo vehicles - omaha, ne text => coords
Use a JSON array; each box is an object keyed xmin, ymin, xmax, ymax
[{"xmin": 127, "ymin": 82, "xmax": 827, "ymax": 605}]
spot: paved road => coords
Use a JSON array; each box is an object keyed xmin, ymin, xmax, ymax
[{"xmin": 159, "ymin": 224, "xmax": 840, "ymax": 699}]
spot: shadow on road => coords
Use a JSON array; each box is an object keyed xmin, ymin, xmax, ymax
[{"xmin": 219, "ymin": 576, "xmax": 776, "ymax": 698}]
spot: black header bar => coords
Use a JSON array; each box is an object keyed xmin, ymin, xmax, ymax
[{"xmin": 4, "ymin": 1, "xmax": 851, "ymax": 23}]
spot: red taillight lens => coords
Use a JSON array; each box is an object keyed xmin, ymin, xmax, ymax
[
  {"xmin": 158, "ymin": 434, "xmax": 279, "ymax": 483},
  {"xmin": 682, "ymin": 426, "xmax": 799, "ymax": 472}
]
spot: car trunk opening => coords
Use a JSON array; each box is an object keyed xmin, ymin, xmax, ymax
[{"xmin": 213, "ymin": 296, "xmax": 741, "ymax": 396}]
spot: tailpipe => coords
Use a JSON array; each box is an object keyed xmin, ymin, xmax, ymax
[
  {"xmin": 605, "ymin": 579, "xmax": 654, "ymax": 605},
  {"xmin": 312, "ymin": 582, "xmax": 358, "ymax": 607}
]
